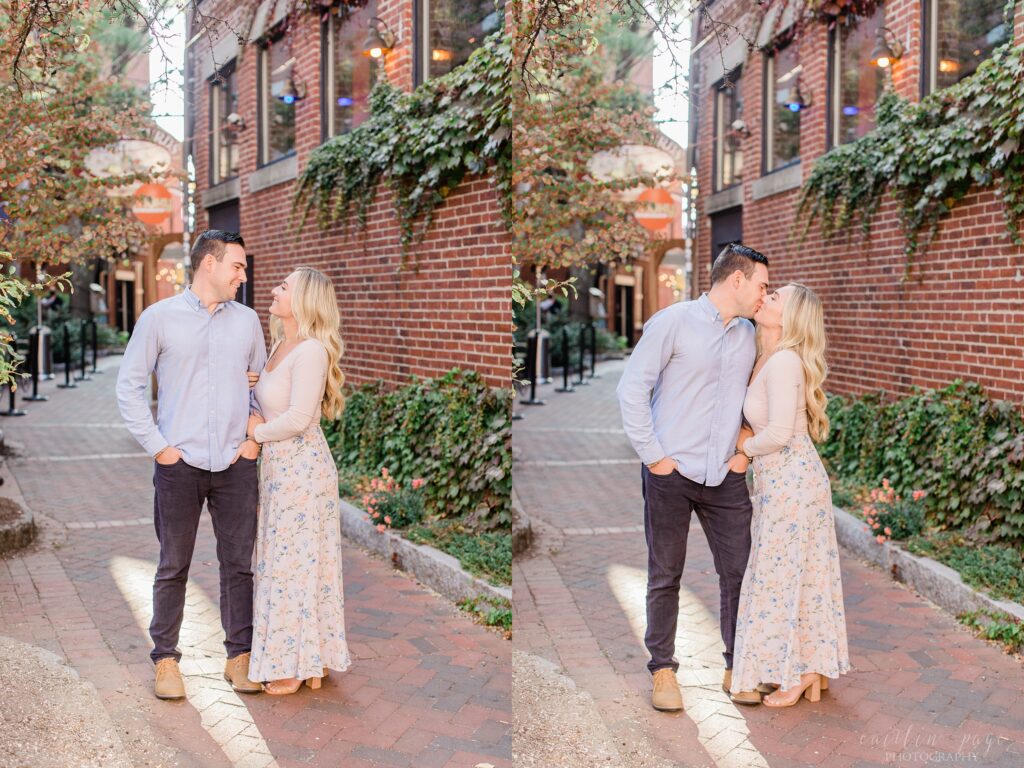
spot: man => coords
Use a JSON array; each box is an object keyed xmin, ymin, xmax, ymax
[
  {"xmin": 117, "ymin": 230, "xmax": 267, "ymax": 700},
  {"xmin": 616, "ymin": 243, "xmax": 769, "ymax": 711}
]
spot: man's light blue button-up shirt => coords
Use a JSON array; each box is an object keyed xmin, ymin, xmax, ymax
[
  {"xmin": 616, "ymin": 293, "xmax": 756, "ymax": 487},
  {"xmin": 116, "ymin": 287, "xmax": 267, "ymax": 472}
]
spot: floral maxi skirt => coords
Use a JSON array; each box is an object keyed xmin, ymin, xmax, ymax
[
  {"xmin": 730, "ymin": 434, "xmax": 850, "ymax": 694},
  {"xmin": 249, "ymin": 423, "xmax": 352, "ymax": 682}
]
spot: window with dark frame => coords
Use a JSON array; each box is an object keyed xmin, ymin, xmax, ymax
[
  {"xmin": 763, "ymin": 42, "xmax": 802, "ymax": 173},
  {"xmin": 830, "ymin": 6, "xmax": 884, "ymax": 146},
  {"xmin": 415, "ymin": 0, "xmax": 504, "ymax": 84},
  {"xmin": 924, "ymin": 0, "xmax": 1010, "ymax": 94},
  {"xmin": 324, "ymin": 0, "xmax": 380, "ymax": 138},
  {"xmin": 713, "ymin": 71, "xmax": 744, "ymax": 191},
  {"xmin": 209, "ymin": 63, "xmax": 239, "ymax": 185},
  {"xmin": 258, "ymin": 36, "xmax": 297, "ymax": 166}
]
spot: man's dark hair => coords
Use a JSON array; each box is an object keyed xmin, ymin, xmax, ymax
[
  {"xmin": 710, "ymin": 243, "xmax": 769, "ymax": 285},
  {"xmin": 190, "ymin": 230, "xmax": 245, "ymax": 272}
]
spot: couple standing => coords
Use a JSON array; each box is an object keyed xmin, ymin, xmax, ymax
[
  {"xmin": 116, "ymin": 229, "xmax": 351, "ymax": 699},
  {"xmin": 617, "ymin": 243, "xmax": 850, "ymax": 710}
]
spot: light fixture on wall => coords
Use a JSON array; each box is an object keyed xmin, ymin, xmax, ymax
[
  {"xmin": 362, "ymin": 17, "xmax": 396, "ymax": 59},
  {"xmin": 787, "ymin": 79, "xmax": 812, "ymax": 112},
  {"xmin": 871, "ymin": 26, "xmax": 905, "ymax": 68},
  {"xmin": 276, "ymin": 77, "xmax": 307, "ymax": 104}
]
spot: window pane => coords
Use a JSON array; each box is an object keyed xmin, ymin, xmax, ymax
[
  {"xmin": 715, "ymin": 77, "xmax": 744, "ymax": 189},
  {"xmin": 771, "ymin": 45, "xmax": 801, "ymax": 170},
  {"xmin": 217, "ymin": 69, "xmax": 239, "ymax": 180},
  {"xmin": 334, "ymin": 0, "xmax": 379, "ymax": 135},
  {"xmin": 426, "ymin": 0, "xmax": 504, "ymax": 80},
  {"xmin": 934, "ymin": 0, "xmax": 1009, "ymax": 90},
  {"xmin": 837, "ymin": 10, "xmax": 884, "ymax": 144},
  {"xmin": 266, "ymin": 42, "xmax": 296, "ymax": 163}
]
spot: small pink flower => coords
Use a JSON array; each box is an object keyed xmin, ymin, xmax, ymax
[
  {"xmin": 912, "ymin": 490, "xmax": 926, "ymax": 501},
  {"xmin": 381, "ymin": 467, "xmax": 390, "ymax": 478},
  {"xmin": 412, "ymin": 478, "xmax": 425, "ymax": 489},
  {"xmin": 872, "ymin": 522, "xmax": 880, "ymax": 529},
  {"xmin": 876, "ymin": 535, "xmax": 886, "ymax": 544},
  {"xmin": 371, "ymin": 511, "xmax": 379, "ymax": 518},
  {"xmin": 884, "ymin": 527, "xmax": 892, "ymax": 535},
  {"xmin": 384, "ymin": 516, "xmax": 392, "ymax": 524},
  {"xmin": 882, "ymin": 478, "xmax": 890, "ymax": 489},
  {"xmin": 376, "ymin": 523, "xmax": 386, "ymax": 533}
]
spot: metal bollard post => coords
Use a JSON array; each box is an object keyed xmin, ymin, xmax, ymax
[
  {"xmin": 555, "ymin": 326, "xmax": 575, "ymax": 393},
  {"xmin": 574, "ymin": 325, "xmax": 590, "ymax": 386},
  {"xmin": 57, "ymin": 322, "xmax": 77, "ymax": 389},
  {"xmin": 23, "ymin": 327, "xmax": 48, "ymax": 401},
  {"xmin": 586, "ymin": 323, "xmax": 601, "ymax": 380},
  {"xmin": 75, "ymin": 319, "xmax": 92, "ymax": 382},
  {"xmin": 89, "ymin": 319, "xmax": 101, "ymax": 374},
  {"xmin": 519, "ymin": 334, "xmax": 546, "ymax": 406}
]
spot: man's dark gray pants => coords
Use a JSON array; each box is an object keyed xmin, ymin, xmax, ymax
[
  {"xmin": 150, "ymin": 457, "xmax": 259, "ymax": 664},
  {"xmin": 642, "ymin": 465, "xmax": 752, "ymax": 674}
]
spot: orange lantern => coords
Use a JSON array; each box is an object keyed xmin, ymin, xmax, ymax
[
  {"xmin": 634, "ymin": 187, "xmax": 674, "ymax": 232},
  {"xmin": 132, "ymin": 183, "xmax": 174, "ymax": 225}
]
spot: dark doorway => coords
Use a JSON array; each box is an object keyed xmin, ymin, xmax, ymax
[
  {"xmin": 206, "ymin": 200, "xmax": 253, "ymax": 308},
  {"xmin": 709, "ymin": 206, "xmax": 743, "ymax": 266},
  {"xmin": 114, "ymin": 273, "xmax": 137, "ymax": 334},
  {"xmin": 615, "ymin": 283, "xmax": 635, "ymax": 347}
]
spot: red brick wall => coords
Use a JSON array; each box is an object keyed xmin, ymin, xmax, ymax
[
  {"xmin": 693, "ymin": 0, "xmax": 1024, "ymax": 403},
  {"xmin": 188, "ymin": 0, "xmax": 510, "ymax": 388}
]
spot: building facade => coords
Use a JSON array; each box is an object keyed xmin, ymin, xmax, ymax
[
  {"xmin": 689, "ymin": 0, "xmax": 1024, "ymax": 402},
  {"xmin": 185, "ymin": 0, "xmax": 509, "ymax": 387}
]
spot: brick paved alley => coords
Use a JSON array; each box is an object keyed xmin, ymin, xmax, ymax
[
  {"xmin": 0, "ymin": 356, "xmax": 511, "ymax": 768},
  {"xmin": 513, "ymin": 359, "xmax": 1024, "ymax": 768}
]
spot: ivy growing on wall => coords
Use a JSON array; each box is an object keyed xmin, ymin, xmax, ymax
[
  {"xmin": 293, "ymin": 31, "xmax": 511, "ymax": 250},
  {"xmin": 797, "ymin": 16, "xmax": 1024, "ymax": 258}
]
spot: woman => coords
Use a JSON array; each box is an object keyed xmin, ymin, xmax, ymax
[
  {"xmin": 730, "ymin": 283, "xmax": 849, "ymax": 707},
  {"xmin": 246, "ymin": 267, "xmax": 352, "ymax": 694}
]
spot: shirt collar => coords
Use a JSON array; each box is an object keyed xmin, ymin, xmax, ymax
[
  {"xmin": 698, "ymin": 292, "xmax": 739, "ymax": 330},
  {"xmin": 184, "ymin": 285, "xmax": 227, "ymax": 314}
]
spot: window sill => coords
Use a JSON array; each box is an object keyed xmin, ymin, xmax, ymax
[
  {"xmin": 201, "ymin": 177, "xmax": 241, "ymax": 209},
  {"xmin": 752, "ymin": 162, "xmax": 802, "ymax": 201},
  {"xmin": 249, "ymin": 154, "xmax": 297, "ymax": 193},
  {"xmin": 706, "ymin": 185, "xmax": 744, "ymax": 215}
]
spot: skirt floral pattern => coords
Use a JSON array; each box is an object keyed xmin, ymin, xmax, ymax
[
  {"xmin": 248, "ymin": 422, "xmax": 352, "ymax": 682},
  {"xmin": 730, "ymin": 434, "xmax": 850, "ymax": 694}
]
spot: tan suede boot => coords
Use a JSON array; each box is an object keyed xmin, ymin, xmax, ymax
[
  {"xmin": 723, "ymin": 669, "xmax": 762, "ymax": 706},
  {"xmin": 651, "ymin": 668, "xmax": 683, "ymax": 711},
  {"xmin": 154, "ymin": 658, "xmax": 186, "ymax": 700},
  {"xmin": 223, "ymin": 652, "xmax": 262, "ymax": 693}
]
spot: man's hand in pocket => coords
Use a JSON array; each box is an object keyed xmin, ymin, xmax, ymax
[
  {"xmin": 155, "ymin": 446, "xmax": 183, "ymax": 466},
  {"xmin": 232, "ymin": 439, "xmax": 260, "ymax": 463}
]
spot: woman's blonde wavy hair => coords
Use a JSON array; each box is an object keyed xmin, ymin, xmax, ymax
[
  {"xmin": 269, "ymin": 267, "xmax": 346, "ymax": 420},
  {"xmin": 758, "ymin": 283, "xmax": 830, "ymax": 442}
]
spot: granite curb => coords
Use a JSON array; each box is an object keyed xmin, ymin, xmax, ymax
[
  {"xmin": 834, "ymin": 504, "xmax": 1024, "ymax": 623},
  {"xmin": 0, "ymin": 459, "xmax": 35, "ymax": 555},
  {"xmin": 338, "ymin": 499, "xmax": 511, "ymax": 606}
]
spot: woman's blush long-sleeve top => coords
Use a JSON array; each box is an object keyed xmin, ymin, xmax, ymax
[
  {"xmin": 742, "ymin": 348, "xmax": 808, "ymax": 457},
  {"xmin": 252, "ymin": 339, "xmax": 328, "ymax": 444}
]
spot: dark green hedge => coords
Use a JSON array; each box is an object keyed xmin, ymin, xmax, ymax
[
  {"xmin": 323, "ymin": 369, "xmax": 511, "ymax": 530},
  {"xmin": 821, "ymin": 381, "xmax": 1024, "ymax": 544}
]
